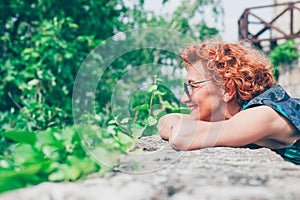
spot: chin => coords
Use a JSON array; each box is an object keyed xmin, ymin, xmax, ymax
[
  {"xmin": 190, "ymin": 110, "xmax": 211, "ymax": 121},
  {"xmin": 190, "ymin": 109, "xmax": 203, "ymax": 121}
]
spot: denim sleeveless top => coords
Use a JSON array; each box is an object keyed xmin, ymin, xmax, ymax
[{"xmin": 242, "ymin": 85, "xmax": 300, "ymax": 164}]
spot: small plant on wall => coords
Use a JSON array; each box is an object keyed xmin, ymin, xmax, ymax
[{"xmin": 269, "ymin": 39, "xmax": 299, "ymax": 81}]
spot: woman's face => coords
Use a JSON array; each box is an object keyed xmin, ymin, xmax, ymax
[{"xmin": 181, "ymin": 61, "xmax": 225, "ymax": 121}]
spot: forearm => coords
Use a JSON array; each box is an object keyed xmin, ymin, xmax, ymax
[
  {"xmin": 168, "ymin": 119, "xmax": 214, "ymax": 150},
  {"xmin": 158, "ymin": 113, "xmax": 226, "ymax": 150},
  {"xmin": 159, "ymin": 106, "xmax": 290, "ymax": 151}
]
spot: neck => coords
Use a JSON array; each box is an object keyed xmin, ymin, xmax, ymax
[{"xmin": 224, "ymin": 100, "xmax": 241, "ymax": 120}]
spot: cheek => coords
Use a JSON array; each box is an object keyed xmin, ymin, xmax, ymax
[
  {"xmin": 193, "ymin": 90, "xmax": 223, "ymax": 112},
  {"xmin": 193, "ymin": 89, "xmax": 212, "ymax": 105},
  {"xmin": 192, "ymin": 91, "xmax": 212, "ymax": 115},
  {"xmin": 208, "ymin": 93, "xmax": 223, "ymax": 108}
]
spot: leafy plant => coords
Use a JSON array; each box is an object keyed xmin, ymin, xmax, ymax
[
  {"xmin": 0, "ymin": 0, "xmax": 222, "ymax": 131},
  {"xmin": 0, "ymin": 0, "xmax": 125, "ymax": 131},
  {"xmin": 0, "ymin": 126, "xmax": 132, "ymax": 193},
  {"xmin": 109, "ymin": 74, "xmax": 184, "ymax": 139},
  {"xmin": 269, "ymin": 39, "xmax": 299, "ymax": 80}
]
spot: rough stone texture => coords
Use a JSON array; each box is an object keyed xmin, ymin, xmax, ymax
[{"xmin": 2, "ymin": 135, "xmax": 300, "ymax": 200}]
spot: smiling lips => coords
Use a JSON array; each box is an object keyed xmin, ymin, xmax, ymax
[{"xmin": 189, "ymin": 104, "xmax": 198, "ymax": 112}]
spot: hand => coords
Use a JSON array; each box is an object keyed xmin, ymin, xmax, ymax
[
  {"xmin": 157, "ymin": 113, "xmax": 182, "ymax": 140},
  {"xmin": 158, "ymin": 113, "xmax": 205, "ymax": 150}
]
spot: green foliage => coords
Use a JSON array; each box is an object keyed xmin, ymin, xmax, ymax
[
  {"xmin": 0, "ymin": 0, "xmax": 222, "ymax": 131},
  {"xmin": 169, "ymin": 0, "xmax": 222, "ymax": 39},
  {"xmin": 0, "ymin": 74, "xmax": 183, "ymax": 193},
  {"xmin": 269, "ymin": 39, "xmax": 299, "ymax": 80},
  {"xmin": 0, "ymin": 0, "xmax": 124, "ymax": 131},
  {"xmin": 1, "ymin": 0, "xmax": 222, "ymax": 131},
  {"xmin": 0, "ymin": 125, "xmax": 133, "ymax": 193},
  {"xmin": 109, "ymin": 74, "xmax": 184, "ymax": 138}
]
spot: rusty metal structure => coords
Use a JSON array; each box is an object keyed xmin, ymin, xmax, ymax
[{"xmin": 238, "ymin": 1, "xmax": 300, "ymax": 51}]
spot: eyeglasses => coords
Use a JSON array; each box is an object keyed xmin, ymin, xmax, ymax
[{"xmin": 184, "ymin": 80, "xmax": 210, "ymax": 97}]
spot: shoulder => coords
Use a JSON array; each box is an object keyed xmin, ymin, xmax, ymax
[
  {"xmin": 232, "ymin": 105, "xmax": 299, "ymax": 148},
  {"xmin": 243, "ymin": 85, "xmax": 300, "ymax": 133},
  {"xmin": 243, "ymin": 85, "xmax": 289, "ymax": 109},
  {"xmin": 235, "ymin": 105, "xmax": 292, "ymax": 132}
]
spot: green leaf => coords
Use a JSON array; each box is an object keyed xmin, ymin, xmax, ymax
[
  {"xmin": 131, "ymin": 124, "xmax": 146, "ymax": 139},
  {"xmin": 0, "ymin": 161, "xmax": 51, "ymax": 193},
  {"xmin": 60, "ymin": 127, "xmax": 76, "ymax": 146},
  {"xmin": 147, "ymin": 116, "xmax": 157, "ymax": 126},
  {"xmin": 108, "ymin": 119, "xmax": 117, "ymax": 124},
  {"xmin": 153, "ymin": 108, "xmax": 164, "ymax": 116},
  {"xmin": 66, "ymin": 165, "xmax": 81, "ymax": 181},
  {"xmin": 148, "ymin": 84, "xmax": 158, "ymax": 92},
  {"xmin": 121, "ymin": 118, "xmax": 130, "ymax": 124},
  {"xmin": 27, "ymin": 79, "xmax": 39, "ymax": 87},
  {"xmin": 0, "ymin": 156, "xmax": 14, "ymax": 169},
  {"xmin": 0, "ymin": 130, "xmax": 36, "ymax": 145},
  {"xmin": 117, "ymin": 131, "xmax": 134, "ymax": 147},
  {"xmin": 134, "ymin": 104, "xmax": 149, "ymax": 111},
  {"xmin": 35, "ymin": 129, "xmax": 62, "ymax": 150},
  {"xmin": 13, "ymin": 144, "xmax": 41, "ymax": 165},
  {"xmin": 42, "ymin": 145, "xmax": 60, "ymax": 160},
  {"xmin": 67, "ymin": 155, "xmax": 98, "ymax": 175},
  {"xmin": 68, "ymin": 23, "xmax": 78, "ymax": 29},
  {"xmin": 21, "ymin": 48, "xmax": 34, "ymax": 54},
  {"xmin": 48, "ymin": 165, "xmax": 67, "ymax": 182},
  {"xmin": 153, "ymin": 90, "xmax": 165, "ymax": 95}
]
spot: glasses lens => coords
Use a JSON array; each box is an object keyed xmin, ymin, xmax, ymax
[
  {"xmin": 184, "ymin": 80, "xmax": 210, "ymax": 97},
  {"xmin": 184, "ymin": 82, "xmax": 190, "ymax": 97}
]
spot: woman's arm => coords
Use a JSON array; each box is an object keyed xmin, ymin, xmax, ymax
[
  {"xmin": 158, "ymin": 106, "xmax": 299, "ymax": 150},
  {"xmin": 157, "ymin": 113, "xmax": 191, "ymax": 140}
]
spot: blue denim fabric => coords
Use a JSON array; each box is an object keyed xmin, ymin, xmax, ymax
[
  {"xmin": 242, "ymin": 85, "xmax": 300, "ymax": 132},
  {"xmin": 242, "ymin": 85, "xmax": 300, "ymax": 164}
]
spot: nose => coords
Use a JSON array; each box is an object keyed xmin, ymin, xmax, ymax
[{"xmin": 181, "ymin": 93, "xmax": 190, "ymax": 104}]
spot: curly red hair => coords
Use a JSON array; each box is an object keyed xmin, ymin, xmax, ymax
[{"xmin": 180, "ymin": 41, "xmax": 276, "ymax": 105}]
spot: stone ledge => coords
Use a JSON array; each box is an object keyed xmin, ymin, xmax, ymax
[{"xmin": 1, "ymin": 135, "xmax": 300, "ymax": 200}]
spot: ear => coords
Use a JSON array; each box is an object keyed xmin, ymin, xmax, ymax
[{"xmin": 223, "ymin": 84, "xmax": 236, "ymax": 102}]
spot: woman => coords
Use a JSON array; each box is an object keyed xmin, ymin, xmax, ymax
[{"xmin": 157, "ymin": 40, "xmax": 300, "ymax": 158}]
